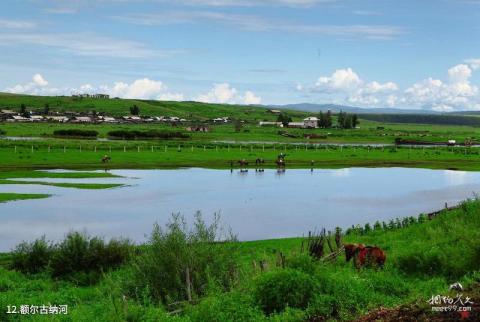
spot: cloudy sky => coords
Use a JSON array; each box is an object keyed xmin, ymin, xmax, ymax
[{"xmin": 1, "ymin": 0, "xmax": 480, "ymax": 111}]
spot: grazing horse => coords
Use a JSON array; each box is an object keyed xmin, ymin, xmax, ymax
[
  {"xmin": 255, "ymin": 158, "xmax": 265, "ymax": 165},
  {"xmin": 238, "ymin": 159, "xmax": 249, "ymax": 166},
  {"xmin": 101, "ymin": 155, "xmax": 111, "ymax": 163},
  {"xmin": 344, "ymin": 243, "xmax": 386, "ymax": 269}
]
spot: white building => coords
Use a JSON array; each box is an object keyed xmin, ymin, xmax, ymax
[
  {"xmin": 303, "ymin": 117, "xmax": 319, "ymax": 128},
  {"xmin": 259, "ymin": 121, "xmax": 283, "ymax": 127}
]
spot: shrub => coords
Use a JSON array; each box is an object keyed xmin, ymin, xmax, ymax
[
  {"xmin": 286, "ymin": 254, "xmax": 317, "ymax": 275},
  {"xmin": 50, "ymin": 232, "xmax": 132, "ymax": 283},
  {"xmin": 11, "ymin": 233, "xmax": 132, "ymax": 284},
  {"xmin": 130, "ymin": 212, "xmax": 239, "ymax": 304},
  {"xmin": 11, "ymin": 236, "xmax": 53, "ymax": 274},
  {"xmin": 107, "ymin": 130, "xmax": 189, "ymax": 140},
  {"xmin": 53, "ymin": 129, "xmax": 98, "ymax": 137},
  {"xmin": 0, "ymin": 128, "xmax": 6, "ymax": 135},
  {"xmin": 253, "ymin": 268, "xmax": 318, "ymax": 314}
]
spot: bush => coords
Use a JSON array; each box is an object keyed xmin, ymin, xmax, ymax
[
  {"xmin": 253, "ymin": 269, "xmax": 318, "ymax": 314},
  {"xmin": 286, "ymin": 254, "xmax": 317, "ymax": 275},
  {"xmin": 11, "ymin": 232, "xmax": 132, "ymax": 284},
  {"xmin": 107, "ymin": 130, "xmax": 189, "ymax": 140},
  {"xmin": 0, "ymin": 128, "xmax": 6, "ymax": 135},
  {"xmin": 53, "ymin": 129, "xmax": 98, "ymax": 137},
  {"xmin": 50, "ymin": 232, "xmax": 132, "ymax": 283},
  {"xmin": 11, "ymin": 236, "xmax": 52, "ymax": 274},
  {"xmin": 129, "ymin": 212, "xmax": 239, "ymax": 305}
]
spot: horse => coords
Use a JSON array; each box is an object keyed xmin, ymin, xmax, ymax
[
  {"xmin": 238, "ymin": 159, "xmax": 249, "ymax": 166},
  {"xmin": 101, "ymin": 155, "xmax": 111, "ymax": 163},
  {"xmin": 344, "ymin": 243, "xmax": 386, "ymax": 269},
  {"xmin": 255, "ymin": 158, "xmax": 265, "ymax": 165},
  {"xmin": 276, "ymin": 158, "xmax": 285, "ymax": 167}
]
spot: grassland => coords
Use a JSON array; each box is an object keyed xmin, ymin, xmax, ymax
[
  {"xmin": 0, "ymin": 140, "xmax": 478, "ymax": 171},
  {"xmin": 0, "ymin": 193, "xmax": 50, "ymax": 203},
  {"xmin": 1, "ymin": 198, "xmax": 479, "ymax": 321}
]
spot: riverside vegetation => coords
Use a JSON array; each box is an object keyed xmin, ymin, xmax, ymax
[{"xmin": 1, "ymin": 198, "xmax": 479, "ymax": 321}]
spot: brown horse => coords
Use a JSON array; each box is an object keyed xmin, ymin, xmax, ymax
[
  {"xmin": 344, "ymin": 243, "xmax": 386, "ymax": 269},
  {"xmin": 238, "ymin": 159, "xmax": 249, "ymax": 166},
  {"xmin": 101, "ymin": 155, "xmax": 111, "ymax": 163}
]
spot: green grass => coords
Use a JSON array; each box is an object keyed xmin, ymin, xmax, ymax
[
  {"xmin": 1, "ymin": 199, "xmax": 479, "ymax": 321},
  {"xmin": 0, "ymin": 179, "xmax": 123, "ymax": 189},
  {"xmin": 0, "ymin": 193, "xmax": 50, "ymax": 203},
  {"xmin": 0, "ymin": 141, "xmax": 478, "ymax": 170},
  {"xmin": 0, "ymin": 93, "xmax": 308, "ymax": 120}
]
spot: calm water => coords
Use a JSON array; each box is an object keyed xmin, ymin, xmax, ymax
[{"xmin": 1, "ymin": 168, "xmax": 479, "ymax": 251}]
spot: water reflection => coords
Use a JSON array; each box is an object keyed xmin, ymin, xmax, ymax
[{"xmin": 1, "ymin": 167, "xmax": 480, "ymax": 251}]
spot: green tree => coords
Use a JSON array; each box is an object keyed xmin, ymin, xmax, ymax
[
  {"xmin": 325, "ymin": 110, "xmax": 332, "ymax": 128},
  {"xmin": 43, "ymin": 103, "xmax": 50, "ymax": 115},
  {"xmin": 20, "ymin": 104, "xmax": 29, "ymax": 117},
  {"xmin": 130, "ymin": 105, "xmax": 140, "ymax": 115},
  {"xmin": 277, "ymin": 113, "xmax": 292, "ymax": 126}
]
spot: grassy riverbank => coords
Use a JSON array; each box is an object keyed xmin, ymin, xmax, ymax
[
  {"xmin": 1, "ymin": 199, "xmax": 479, "ymax": 321},
  {"xmin": 0, "ymin": 142, "xmax": 479, "ymax": 171}
]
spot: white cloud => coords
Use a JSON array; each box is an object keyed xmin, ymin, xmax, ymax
[
  {"xmin": 300, "ymin": 62, "xmax": 480, "ymax": 111},
  {"xmin": 465, "ymin": 58, "xmax": 480, "ymax": 70},
  {"xmin": 33, "ymin": 74, "xmax": 48, "ymax": 87},
  {"xmin": 196, "ymin": 83, "xmax": 262, "ymax": 104},
  {"xmin": 0, "ymin": 32, "xmax": 184, "ymax": 58},
  {"xmin": 314, "ymin": 68, "xmax": 362, "ymax": 92},
  {"xmin": 116, "ymin": 12, "xmax": 405, "ymax": 40},
  {"xmin": 107, "ymin": 78, "xmax": 166, "ymax": 99},
  {"xmin": 244, "ymin": 91, "xmax": 262, "ymax": 104},
  {"xmin": 0, "ymin": 19, "xmax": 36, "ymax": 29},
  {"xmin": 447, "ymin": 64, "xmax": 472, "ymax": 83},
  {"xmin": 4, "ymin": 74, "xmax": 58, "ymax": 95}
]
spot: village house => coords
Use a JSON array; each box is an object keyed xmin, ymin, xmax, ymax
[
  {"xmin": 303, "ymin": 116, "xmax": 319, "ymax": 128},
  {"xmin": 30, "ymin": 115, "xmax": 44, "ymax": 122},
  {"xmin": 267, "ymin": 109, "xmax": 282, "ymax": 114},
  {"xmin": 71, "ymin": 116, "xmax": 93, "ymax": 123},
  {"xmin": 213, "ymin": 117, "xmax": 229, "ymax": 123},
  {"xmin": 46, "ymin": 116, "xmax": 69, "ymax": 122},
  {"xmin": 287, "ymin": 122, "xmax": 305, "ymax": 128},
  {"xmin": 258, "ymin": 121, "xmax": 284, "ymax": 127},
  {"xmin": 122, "ymin": 115, "xmax": 142, "ymax": 122}
]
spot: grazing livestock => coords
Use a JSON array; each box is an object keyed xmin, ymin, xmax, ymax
[
  {"xmin": 344, "ymin": 243, "xmax": 386, "ymax": 269},
  {"xmin": 238, "ymin": 159, "xmax": 249, "ymax": 166},
  {"xmin": 101, "ymin": 155, "xmax": 111, "ymax": 163}
]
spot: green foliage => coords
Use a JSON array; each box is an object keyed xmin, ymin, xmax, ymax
[
  {"xmin": 53, "ymin": 128, "xmax": 99, "ymax": 137},
  {"xmin": 253, "ymin": 268, "xmax": 318, "ymax": 314},
  {"xmin": 277, "ymin": 113, "xmax": 292, "ymax": 126},
  {"xmin": 337, "ymin": 111, "xmax": 359, "ymax": 129},
  {"xmin": 107, "ymin": 129, "xmax": 189, "ymax": 140},
  {"xmin": 0, "ymin": 128, "xmax": 5, "ymax": 135},
  {"xmin": 130, "ymin": 104, "xmax": 140, "ymax": 115},
  {"xmin": 286, "ymin": 254, "xmax": 317, "ymax": 275},
  {"xmin": 10, "ymin": 232, "xmax": 132, "ymax": 284},
  {"xmin": 129, "ymin": 212, "xmax": 239, "ymax": 304},
  {"xmin": 186, "ymin": 291, "xmax": 264, "ymax": 322},
  {"xmin": 11, "ymin": 236, "xmax": 53, "ymax": 274},
  {"xmin": 50, "ymin": 232, "xmax": 132, "ymax": 283}
]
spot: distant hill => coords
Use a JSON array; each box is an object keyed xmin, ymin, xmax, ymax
[
  {"xmin": 0, "ymin": 93, "xmax": 307, "ymax": 121},
  {"xmin": 269, "ymin": 103, "xmax": 440, "ymax": 115}
]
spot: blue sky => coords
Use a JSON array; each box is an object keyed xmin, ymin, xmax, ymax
[{"xmin": 1, "ymin": 0, "xmax": 480, "ymax": 111}]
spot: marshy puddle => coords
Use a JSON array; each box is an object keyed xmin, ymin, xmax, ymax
[{"xmin": 1, "ymin": 167, "xmax": 479, "ymax": 251}]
